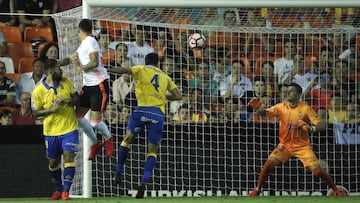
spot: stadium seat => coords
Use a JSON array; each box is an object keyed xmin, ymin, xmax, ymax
[
  {"xmin": 0, "ymin": 26, "xmax": 22, "ymax": 42},
  {"xmin": 24, "ymin": 26, "xmax": 54, "ymax": 43},
  {"xmin": 0, "ymin": 57, "xmax": 15, "ymax": 73},
  {"xmin": 18, "ymin": 57, "xmax": 35, "ymax": 73},
  {"xmin": 7, "ymin": 42, "xmax": 34, "ymax": 72},
  {"xmin": 4, "ymin": 73, "xmax": 20, "ymax": 83}
]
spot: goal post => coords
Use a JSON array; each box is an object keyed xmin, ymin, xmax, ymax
[{"xmin": 53, "ymin": 0, "xmax": 360, "ymax": 198}]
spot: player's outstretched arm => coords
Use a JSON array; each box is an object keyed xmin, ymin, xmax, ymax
[
  {"xmin": 166, "ymin": 88, "xmax": 182, "ymax": 101},
  {"xmin": 248, "ymin": 98, "xmax": 266, "ymax": 116},
  {"xmin": 107, "ymin": 67, "xmax": 132, "ymax": 75}
]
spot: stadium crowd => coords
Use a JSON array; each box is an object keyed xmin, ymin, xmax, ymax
[{"xmin": 0, "ymin": 5, "xmax": 360, "ymax": 127}]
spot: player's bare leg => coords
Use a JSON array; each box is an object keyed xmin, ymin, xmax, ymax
[
  {"xmin": 311, "ymin": 165, "xmax": 347, "ymax": 196},
  {"xmin": 248, "ymin": 159, "xmax": 278, "ymax": 196}
]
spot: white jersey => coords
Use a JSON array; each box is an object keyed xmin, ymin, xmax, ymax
[
  {"xmin": 77, "ymin": 36, "xmax": 110, "ymax": 86},
  {"xmin": 292, "ymin": 72, "xmax": 317, "ymax": 94},
  {"xmin": 219, "ymin": 74, "xmax": 253, "ymax": 97},
  {"xmin": 127, "ymin": 41, "xmax": 154, "ymax": 66},
  {"xmin": 273, "ymin": 57, "xmax": 294, "ymax": 84}
]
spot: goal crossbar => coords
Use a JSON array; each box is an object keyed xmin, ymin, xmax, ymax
[{"xmin": 84, "ymin": 0, "xmax": 360, "ymax": 8}]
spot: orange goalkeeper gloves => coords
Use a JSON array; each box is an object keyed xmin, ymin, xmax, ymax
[
  {"xmin": 298, "ymin": 120, "xmax": 317, "ymax": 133},
  {"xmin": 248, "ymin": 98, "xmax": 263, "ymax": 110}
]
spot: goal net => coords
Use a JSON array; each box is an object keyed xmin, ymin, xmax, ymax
[{"xmin": 52, "ymin": 3, "xmax": 360, "ymax": 197}]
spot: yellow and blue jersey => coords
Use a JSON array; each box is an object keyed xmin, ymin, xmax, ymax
[
  {"xmin": 131, "ymin": 65, "xmax": 177, "ymax": 114},
  {"xmin": 32, "ymin": 77, "xmax": 78, "ymax": 136}
]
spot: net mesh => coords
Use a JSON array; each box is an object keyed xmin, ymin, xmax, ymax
[{"xmin": 53, "ymin": 7, "xmax": 360, "ymax": 197}]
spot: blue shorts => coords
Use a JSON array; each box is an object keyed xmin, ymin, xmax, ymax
[
  {"xmin": 127, "ymin": 106, "xmax": 165, "ymax": 146},
  {"xmin": 45, "ymin": 130, "xmax": 79, "ymax": 159}
]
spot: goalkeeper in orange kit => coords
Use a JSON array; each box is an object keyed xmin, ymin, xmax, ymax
[{"xmin": 247, "ymin": 83, "xmax": 347, "ymax": 196}]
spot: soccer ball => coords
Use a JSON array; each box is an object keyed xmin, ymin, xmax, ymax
[
  {"xmin": 327, "ymin": 185, "xmax": 349, "ymax": 196},
  {"xmin": 187, "ymin": 33, "xmax": 206, "ymax": 49}
]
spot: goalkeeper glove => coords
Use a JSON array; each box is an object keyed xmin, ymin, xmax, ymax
[
  {"xmin": 248, "ymin": 98, "xmax": 263, "ymax": 110},
  {"xmin": 298, "ymin": 120, "xmax": 316, "ymax": 133}
]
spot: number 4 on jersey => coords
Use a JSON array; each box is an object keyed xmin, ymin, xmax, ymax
[{"xmin": 151, "ymin": 74, "xmax": 159, "ymax": 91}]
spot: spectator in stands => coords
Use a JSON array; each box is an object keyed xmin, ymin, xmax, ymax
[
  {"xmin": 219, "ymin": 59, "xmax": 253, "ymax": 100},
  {"xmin": 0, "ymin": 61, "xmax": 15, "ymax": 107},
  {"xmin": 172, "ymin": 103, "xmax": 192, "ymax": 123},
  {"xmin": 314, "ymin": 46, "xmax": 333, "ymax": 74},
  {"xmin": 209, "ymin": 10, "xmax": 243, "ymax": 57},
  {"xmin": 284, "ymin": 52, "xmax": 317, "ymax": 97},
  {"xmin": 112, "ymin": 73, "xmax": 134, "ymax": 105},
  {"xmin": 200, "ymin": 46, "xmax": 216, "ymax": 65},
  {"xmin": 167, "ymin": 31, "xmax": 195, "ymax": 71},
  {"xmin": 210, "ymin": 47, "xmax": 232, "ymax": 83},
  {"xmin": 150, "ymin": 26, "xmax": 173, "ymax": 60},
  {"xmin": 109, "ymin": 42, "xmax": 131, "ymax": 69},
  {"xmin": 16, "ymin": 0, "xmax": 53, "ymax": 36},
  {"xmin": 127, "ymin": 25, "xmax": 154, "ymax": 66},
  {"xmin": 243, "ymin": 10, "xmax": 266, "ymax": 27},
  {"xmin": 224, "ymin": 97, "xmax": 243, "ymax": 123},
  {"xmin": 317, "ymin": 107, "xmax": 329, "ymax": 121},
  {"xmin": 346, "ymin": 103, "xmax": 360, "ymax": 123},
  {"xmin": 0, "ymin": 108, "xmax": 12, "ymax": 125},
  {"xmin": 118, "ymin": 104, "xmax": 131, "ymax": 124},
  {"xmin": 0, "ymin": 0, "xmax": 16, "ymax": 27},
  {"xmin": 260, "ymin": 60, "xmax": 277, "ymax": 97},
  {"xmin": 161, "ymin": 55, "xmax": 180, "ymax": 77},
  {"xmin": 191, "ymin": 8, "xmax": 223, "ymax": 38},
  {"xmin": 104, "ymin": 103, "xmax": 119, "ymax": 125},
  {"xmin": 188, "ymin": 88, "xmax": 209, "ymax": 123},
  {"xmin": 232, "ymin": 102, "xmax": 251, "ymax": 123},
  {"xmin": 244, "ymin": 32, "xmax": 274, "ymax": 65},
  {"xmin": 98, "ymin": 29, "xmax": 115, "ymax": 67},
  {"xmin": 15, "ymin": 58, "xmax": 45, "ymax": 104},
  {"xmin": 273, "ymin": 40, "xmax": 296, "ymax": 84},
  {"xmin": 12, "ymin": 92, "xmax": 37, "ymax": 125},
  {"xmin": 39, "ymin": 42, "xmax": 59, "ymax": 61},
  {"xmin": 247, "ymin": 82, "xmax": 347, "ymax": 197},
  {"xmin": 332, "ymin": 60, "xmax": 356, "ymax": 104},
  {"xmin": 188, "ymin": 61, "xmax": 218, "ymax": 104},
  {"xmin": 309, "ymin": 70, "xmax": 334, "ymax": 111},
  {"xmin": 328, "ymin": 94, "xmax": 348, "ymax": 124}
]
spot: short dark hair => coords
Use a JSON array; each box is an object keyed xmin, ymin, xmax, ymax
[
  {"xmin": 79, "ymin": 19, "xmax": 92, "ymax": 34},
  {"xmin": 145, "ymin": 53, "xmax": 159, "ymax": 66},
  {"xmin": 43, "ymin": 59, "xmax": 58, "ymax": 72},
  {"xmin": 115, "ymin": 43, "xmax": 128, "ymax": 52},
  {"xmin": 253, "ymin": 76, "xmax": 265, "ymax": 83},
  {"xmin": 289, "ymin": 83, "xmax": 302, "ymax": 95}
]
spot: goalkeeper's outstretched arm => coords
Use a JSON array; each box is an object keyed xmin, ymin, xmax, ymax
[{"xmin": 248, "ymin": 98, "xmax": 266, "ymax": 116}]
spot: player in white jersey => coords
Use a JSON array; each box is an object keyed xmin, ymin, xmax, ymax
[{"xmin": 60, "ymin": 19, "xmax": 114, "ymax": 160}]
